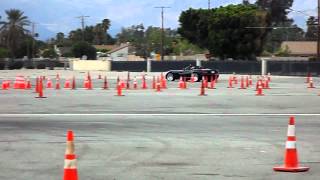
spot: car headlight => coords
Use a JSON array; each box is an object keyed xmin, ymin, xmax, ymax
[{"xmin": 211, "ymin": 71, "xmax": 215, "ymax": 73}]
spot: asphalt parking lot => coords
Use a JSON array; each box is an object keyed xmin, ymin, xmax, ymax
[{"xmin": 0, "ymin": 70, "xmax": 319, "ymax": 180}]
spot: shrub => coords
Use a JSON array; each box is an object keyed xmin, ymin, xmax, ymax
[{"xmin": 72, "ymin": 41, "xmax": 97, "ymax": 60}]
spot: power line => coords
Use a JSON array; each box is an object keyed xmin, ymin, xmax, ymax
[
  {"xmin": 154, "ymin": 6, "xmax": 170, "ymax": 61},
  {"xmin": 76, "ymin": 15, "xmax": 90, "ymax": 40}
]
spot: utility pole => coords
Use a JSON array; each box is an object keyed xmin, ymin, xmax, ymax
[
  {"xmin": 318, "ymin": 0, "xmax": 320, "ymax": 60},
  {"xmin": 154, "ymin": 6, "xmax": 170, "ymax": 61},
  {"xmin": 208, "ymin": 0, "xmax": 211, "ymax": 9},
  {"xmin": 76, "ymin": 15, "xmax": 90, "ymax": 40},
  {"xmin": 31, "ymin": 22, "xmax": 36, "ymax": 59}
]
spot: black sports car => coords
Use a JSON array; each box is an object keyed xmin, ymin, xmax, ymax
[{"xmin": 165, "ymin": 65, "xmax": 219, "ymax": 82}]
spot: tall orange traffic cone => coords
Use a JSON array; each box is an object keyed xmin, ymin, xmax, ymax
[
  {"xmin": 239, "ymin": 76, "xmax": 246, "ymax": 89},
  {"xmin": 133, "ymin": 77, "xmax": 138, "ymax": 89},
  {"xmin": 34, "ymin": 77, "xmax": 39, "ymax": 93},
  {"xmin": 156, "ymin": 76, "xmax": 161, "ymax": 92},
  {"xmin": 245, "ymin": 76, "xmax": 249, "ymax": 88},
  {"xmin": 228, "ymin": 76, "xmax": 233, "ymax": 88},
  {"xmin": 63, "ymin": 130, "xmax": 78, "ymax": 180},
  {"xmin": 162, "ymin": 78, "xmax": 167, "ymax": 89},
  {"xmin": 152, "ymin": 76, "xmax": 156, "ymax": 89},
  {"xmin": 36, "ymin": 79, "xmax": 47, "ymax": 98},
  {"xmin": 209, "ymin": 76, "xmax": 216, "ymax": 89},
  {"xmin": 308, "ymin": 77, "xmax": 315, "ymax": 88},
  {"xmin": 273, "ymin": 117, "xmax": 309, "ymax": 172},
  {"xmin": 116, "ymin": 81, "xmax": 124, "ymax": 96},
  {"xmin": 199, "ymin": 80, "xmax": 207, "ymax": 96},
  {"xmin": 249, "ymin": 75, "xmax": 253, "ymax": 86},
  {"xmin": 102, "ymin": 76, "xmax": 108, "ymax": 90},
  {"xmin": 71, "ymin": 76, "xmax": 76, "ymax": 90},
  {"xmin": 142, "ymin": 75, "xmax": 147, "ymax": 89},
  {"xmin": 256, "ymin": 81, "xmax": 264, "ymax": 96}
]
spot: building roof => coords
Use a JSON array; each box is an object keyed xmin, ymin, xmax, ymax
[
  {"xmin": 94, "ymin": 45, "xmax": 117, "ymax": 51},
  {"xmin": 108, "ymin": 44, "xmax": 130, "ymax": 54},
  {"xmin": 281, "ymin": 41, "xmax": 317, "ymax": 56}
]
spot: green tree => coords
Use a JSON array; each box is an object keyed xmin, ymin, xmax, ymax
[
  {"xmin": 0, "ymin": 9, "xmax": 30, "ymax": 58},
  {"xmin": 42, "ymin": 47, "xmax": 58, "ymax": 58},
  {"xmin": 179, "ymin": 5, "xmax": 269, "ymax": 59},
  {"xmin": 178, "ymin": 9, "xmax": 211, "ymax": 49},
  {"xmin": 72, "ymin": 41, "xmax": 97, "ymax": 60},
  {"xmin": 305, "ymin": 16, "xmax": 317, "ymax": 41},
  {"xmin": 0, "ymin": 47, "xmax": 9, "ymax": 58},
  {"xmin": 256, "ymin": 0, "xmax": 293, "ymax": 26}
]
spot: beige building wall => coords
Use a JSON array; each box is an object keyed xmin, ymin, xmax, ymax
[{"xmin": 70, "ymin": 59, "xmax": 111, "ymax": 71}]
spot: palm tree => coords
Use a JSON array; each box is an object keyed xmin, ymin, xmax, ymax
[{"xmin": 1, "ymin": 9, "xmax": 30, "ymax": 57}]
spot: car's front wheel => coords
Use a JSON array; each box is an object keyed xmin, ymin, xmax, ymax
[{"xmin": 166, "ymin": 72, "xmax": 175, "ymax": 81}]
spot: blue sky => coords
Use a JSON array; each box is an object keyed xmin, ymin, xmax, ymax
[{"xmin": 0, "ymin": 0, "xmax": 317, "ymax": 40}]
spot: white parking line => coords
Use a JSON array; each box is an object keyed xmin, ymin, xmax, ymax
[{"xmin": 0, "ymin": 113, "xmax": 319, "ymax": 117}]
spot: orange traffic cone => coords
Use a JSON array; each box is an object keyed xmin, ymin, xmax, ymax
[
  {"xmin": 14, "ymin": 76, "xmax": 26, "ymax": 89},
  {"xmin": 64, "ymin": 79, "xmax": 71, "ymax": 89},
  {"xmin": 156, "ymin": 77, "xmax": 161, "ymax": 92},
  {"xmin": 162, "ymin": 78, "xmax": 167, "ymax": 89},
  {"xmin": 183, "ymin": 77, "xmax": 188, "ymax": 89},
  {"xmin": 273, "ymin": 117, "xmax": 310, "ymax": 172},
  {"xmin": 265, "ymin": 79, "xmax": 271, "ymax": 89},
  {"xmin": 133, "ymin": 77, "xmax": 138, "ymax": 89},
  {"xmin": 63, "ymin": 130, "xmax": 78, "ymax": 180},
  {"xmin": 26, "ymin": 79, "xmax": 31, "ymax": 89},
  {"xmin": 308, "ymin": 77, "xmax": 315, "ymax": 88},
  {"xmin": 46, "ymin": 78, "xmax": 53, "ymax": 89},
  {"xmin": 256, "ymin": 81, "xmax": 264, "ymax": 96},
  {"xmin": 71, "ymin": 76, "xmax": 76, "ymax": 90},
  {"xmin": 36, "ymin": 79, "xmax": 47, "ymax": 98},
  {"xmin": 179, "ymin": 77, "xmax": 184, "ymax": 89},
  {"xmin": 249, "ymin": 75, "xmax": 253, "ymax": 86},
  {"xmin": 245, "ymin": 76, "xmax": 249, "ymax": 88},
  {"xmin": 142, "ymin": 75, "xmax": 147, "ymax": 89},
  {"xmin": 102, "ymin": 76, "xmax": 108, "ymax": 90},
  {"xmin": 209, "ymin": 76, "xmax": 216, "ymax": 89},
  {"xmin": 152, "ymin": 76, "xmax": 156, "ymax": 89},
  {"xmin": 2, "ymin": 81, "xmax": 8, "ymax": 90},
  {"xmin": 83, "ymin": 78, "xmax": 89, "ymax": 89},
  {"xmin": 116, "ymin": 81, "xmax": 124, "ymax": 96},
  {"xmin": 199, "ymin": 80, "xmax": 207, "ymax": 96},
  {"xmin": 233, "ymin": 75, "xmax": 238, "ymax": 84},
  {"xmin": 228, "ymin": 76, "xmax": 233, "ymax": 88},
  {"xmin": 56, "ymin": 79, "xmax": 61, "ymax": 90},
  {"xmin": 239, "ymin": 76, "xmax": 246, "ymax": 89},
  {"xmin": 34, "ymin": 77, "xmax": 39, "ymax": 93}
]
